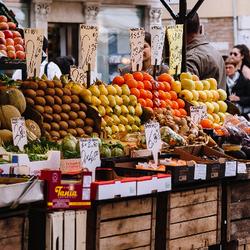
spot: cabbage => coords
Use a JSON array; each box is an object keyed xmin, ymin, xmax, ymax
[
  {"xmin": 100, "ymin": 146, "xmax": 112, "ymax": 158},
  {"xmin": 62, "ymin": 134, "xmax": 77, "ymax": 152},
  {"xmin": 111, "ymin": 147, "xmax": 124, "ymax": 157}
]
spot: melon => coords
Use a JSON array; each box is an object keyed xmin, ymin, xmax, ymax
[
  {"xmin": 0, "ymin": 88, "xmax": 26, "ymax": 114},
  {"xmin": 0, "ymin": 129, "xmax": 13, "ymax": 144},
  {"xmin": 0, "ymin": 105, "xmax": 21, "ymax": 130}
]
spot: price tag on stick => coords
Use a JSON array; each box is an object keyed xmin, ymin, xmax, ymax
[
  {"xmin": 11, "ymin": 117, "xmax": 27, "ymax": 151},
  {"xmin": 24, "ymin": 28, "xmax": 44, "ymax": 78},
  {"xmin": 150, "ymin": 25, "xmax": 166, "ymax": 66},
  {"xmin": 130, "ymin": 28, "xmax": 145, "ymax": 72},
  {"xmin": 79, "ymin": 25, "xmax": 98, "ymax": 71},
  {"xmin": 145, "ymin": 122, "xmax": 161, "ymax": 164},
  {"xmin": 79, "ymin": 138, "xmax": 101, "ymax": 180},
  {"xmin": 70, "ymin": 66, "xmax": 87, "ymax": 84},
  {"xmin": 190, "ymin": 105, "xmax": 207, "ymax": 124}
]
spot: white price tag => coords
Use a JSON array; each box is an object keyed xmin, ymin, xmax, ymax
[
  {"xmin": 70, "ymin": 66, "xmax": 87, "ymax": 84},
  {"xmin": 237, "ymin": 162, "xmax": 247, "ymax": 174},
  {"xmin": 24, "ymin": 28, "xmax": 44, "ymax": 78},
  {"xmin": 190, "ymin": 105, "xmax": 207, "ymax": 124},
  {"xmin": 194, "ymin": 164, "xmax": 207, "ymax": 180},
  {"xmin": 79, "ymin": 25, "xmax": 98, "ymax": 71},
  {"xmin": 144, "ymin": 122, "xmax": 161, "ymax": 164},
  {"xmin": 150, "ymin": 25, "xmax": 166, "ymax": 65},
  {"xmin": 11, "ymin": 117, "xmax": 27, "ymax": 151},
  {"xmin": 130, "ymin": 28, "xmax": 145, "ymax": 72},
  {"xmin": 79, "ymin": 138, "xmax": 101, "ymax": 180},
  {"xmin": 225, "ymin": 161, "xmax": 237, "ymax": 177}
]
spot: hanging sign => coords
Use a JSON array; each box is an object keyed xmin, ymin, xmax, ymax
[
  {"xmin": 11, "ymin": 117, "xmax": 27, "ymax": 151},
  {"xmin": 150, "ymin": 25, "xmax": 166, "ymax": 65},
  {"xmin": 190, "ymin": 105, "xmax": 207, "ymax": 124},
  {"xmin": 78, "ymin": 25, "xmax": 98, "ymax": 71},
  {"xmin": 24, "ymin": 29, "xmax": 44, "ymax": 78},
  {"xmin": 167, "ymin": 24, "xmax": 183, "ymax": 75},
  {"xmin": 144, "ymin": 122, "xmax": 161, "ymax": 164},
  {"xmin": 129, "ymin": 28, "xmax": 145, "ymax": 72},
  {"xmin": 70, "ymin": 66, "xmax": 87, "ymax": 84}
]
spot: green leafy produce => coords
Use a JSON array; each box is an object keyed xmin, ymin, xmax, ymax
[{"xmin": 111, "ymin": 147, "xmax": 124, "ymax": 157}]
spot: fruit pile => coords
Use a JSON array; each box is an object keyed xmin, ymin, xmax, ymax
[
  {"xmin": 178, "ymin": 72, "xmax": 228, "ymax": 127},
  {"xmin": 80, "ymin": 80, "xmax": 143, "ymax": 135},
  {"xmin": 0, "ymin": 15, "xmax": 25, "ymax": 60},
  {"xmin": 20, "ymin": 76, "xmax": 96, "ymax": 140}
]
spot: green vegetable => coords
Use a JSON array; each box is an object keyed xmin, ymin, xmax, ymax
[
  {"xmin": 62, "ymin": 134, "xmax": 77, "ymax": 152},
  {"xmin": 100, "ymin": 146, "xmax": 112, "ymax": 158},
  {"xmin": 111, "ymin": 147, "xmax": 124, "ymax": 157}
]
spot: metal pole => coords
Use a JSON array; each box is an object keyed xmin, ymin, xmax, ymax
[{"xmin": 159, "ymin": 0, "xmax": 177, "ymax": 20}]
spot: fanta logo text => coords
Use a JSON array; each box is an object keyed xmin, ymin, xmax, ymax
[{"xmin": 55, "ymin": 186, "xmax": 77, "ymax": 198}]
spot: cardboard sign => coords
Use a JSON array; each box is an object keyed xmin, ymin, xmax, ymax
[
  {"xmin": 11, "ymin": 117, "xmax": 27, "ymax": 151},
  {"xmin": 237, "ymin": 162, "xmax": 247, "ymax": 174},
  {"xmin": 79, "ymin": 138, "xmax": 101, "ymax": 180},
  {"xmin": 79, "ymin": 25, "xmax": 98, "ymax": 71},
  {"xmin": 129, "ymin": 28, "xmax": 145, "ymax": 72},
  {"xmin": 144, "ymin": 122, "xmax": 161, "ymax": 164},
  {"xmin": 225, "ymin": 161, "xmax": 237, "ymax": 177},
  {"xmin": 150, "ymin": 25, "xmax": 166, "ymax": 65},
  {"xmin": 70, "ymin": 66, "xmax": 87, "ymax": 84},
  {"xmin": 194, "ymin": 164, "xmax": 207, "ymax": 180},
  {"xmin": 167, "ymin": 24, "xmax": 183, "ymax": 75},
  {"xmin": 24, "ymin": 29, "xmax": 44, "ymax": 78},
  {"xmin": 190, "ymin": 105, "xmax": 207, "ymax": 123}
]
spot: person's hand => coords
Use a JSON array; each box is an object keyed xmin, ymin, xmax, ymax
[{"xmin": 229, "ymin": 93, "xmax": 240, "ymax": 102}]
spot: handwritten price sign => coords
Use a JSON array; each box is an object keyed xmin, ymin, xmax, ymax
[
  {"xmin": 79, "ymin": 25, "xmax": 98, "ymax": 71},
  {"xmin": 11, "ymin": 117, "xmax": 27, "ymax": 151},
  {"xmin": 190, "ymin": 105, "xmax": 207, "ymax": 124},
  {"xmin": 79, "ymin": 138, "xmax": 101, "ymax": 180},
  {"xmin": 24, "ymin": 29, "xmax": 44, "ymax": 78},
  {"xmin": 144, "ymin": 122, "xmax": 161, "ymax": 164},
  {"xmin": 130, "ymin": 28, "xmax": 145, "ymax": 72},
  {"xmin": 150, "ymin": 25, "xmax": 166, "ymax": 66},
  {"xmin": 70, "ymin": 66, "xmax": 87, "ymax": 84}
]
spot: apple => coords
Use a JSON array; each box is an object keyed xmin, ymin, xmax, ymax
[
  {"xmin": 0, "ymin": 50, "xmax": 7, "ymax": 56},
  {"xmin": 207, "ymin": 78, "xmax": 217, "ymax": 90},
  {"xmin": 179, "ymin": 89, "xmax": 193, "ymax": 102},
  {"xmin": 205, "ymin": 102, "xmax": 214, "ymax": 114},
  {"xmin": 192, "ymin": 74, "xmax": 200, "ymax": 81},
  {"xmin": 171, "ymin": 80, "xmax": 181, "ymax": 93},
  {"xmin": 6, "ymin": 45, "xmax": 15, "ymax": 51},
  {"xmin": 181, "ymin": 79, "xmax": 195, "ymax": 91},
  {"xmin": 7, "ymin": 22, "xmax": 16, "ymax": 30},
  {"xmin": 198, "ymin": 91, "xmax": 207, "ymax": 102},
  {"xmin": 0, "ymin": 22, "xmax": 9, "ymax": 30},
  {"xmin": 3, "ymin": 30, "xmax": 13, "ymax": 39},
  {"xmin": 0, "ymin": 37, "xmax": 6, "ymax": 45},
  {"xmin": 217, "ymin": 89, "xmax": 227, "ymax": 101},
  {"xmin": 0, "ymin": 16, "xmax": 8, "ymax": 23},
  {"xmin": 7, "ymin": 50, "xmax": 16, "ymax": 59},
  {"xmin": 204, "ymin": 90, "xmax": 213, "ymax": 102},
  {"xmin": 217, "ymin": 101, "xmax": 228, "ymax": 113},
  {"xmin": 212, "ymin": 113, "xmax": 220, "ymax": 124},
  {"xmin": 15, "ymin": 44, "xmax": 24, "ymax": 51},
  {"xmin": 16, "ymin": 50, "xmax": 25, "ymax": 60},
  {"xmin": 14, "ymin": 37, "xmax": 23, "ymax": 45},
  {"xmin": 210, "ymin": 90, "xmax": 220, "ymax": 101},
  {"xmin": 180, "ymin": 72, "xmax": 193, "ymax": 81},
  {"xmin": 191, "ymin": 90, "xmax": 199, "ymax": 101},
  {"xmin": 202, "ymin": 80, "xmax": 210, "ymax": 90},
  {"xmin": 6, "ymin": 38, "xmax": 14, "ymax": 46},
  {"xmin": 212, "ymin": 102, "xmax": 220, "ymax": 113},
  {"xmin": 0, "ymin": 31, "xmax": 4, "ymax": 38},
  {"xmin": 12, "ymin": 31, "xmax": 21, "ymax": 38},
  {"xmin": 0, "ymin": 44, "xmax": 6, "ymax": 51}
]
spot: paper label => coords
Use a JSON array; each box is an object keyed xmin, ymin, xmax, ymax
[
  {"xmin": 83, "ymin": 175, "xmax": 92, "ymax": 188},
  {"xmin": 225, "ymin": 161, "xmax": 237, "ymax": 177},
  {"xmin": 11, "ymin": 117, "xmax": 27, "ymax": 151},
  {"xmin": 190, "ymin": 105, "xmax": 207, "ymax": 123},
  {"xmin": 70, "ymin": 66, "xmax": 87, "ymax": 84},
  {"xmin": 194, "ymin": 164, "xmax": 207, "ymax": 180},
  {"xmin": 24, "ymin": 29, "xmax": 44, "ymax": 78},
  {"xmin": 79, "ymin": 138, "xmax": 101, "ymax": 180},
  {"xmin": 79, "ymin": 25, "xmax": 98, "ymax": 71},
  {"xmin": 144, "ymin": 122, "xmax": 161, "ymax": 164},
  {"xmin": 150, "ymin": 25, "xmax": 166, "ymax": 65},
  {"xmin": 167, "ymin": 24, "xmax": 183, "ymax": 74},
  {"xmin": 129, "ymin": 28, "xmax": 145, "ymax": 72},
  {"xmin": 237, "ymin": 162, "xmax": 247, "ymax": 174}
]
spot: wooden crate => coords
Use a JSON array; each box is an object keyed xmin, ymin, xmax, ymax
[
  {"xmin": 167, "ymin": 186, "xmax": 221, "ymax": 250},
  {"xmin": 228, "ymin": 181, "xmax": 250, "ymax": 247},
  {"xmin": 88, "ymin": 196, "xmax": 156, "ymax": 250},
  {"xmin": 0, "ymin": 215, "xmax": 29, "ymax": 250}
]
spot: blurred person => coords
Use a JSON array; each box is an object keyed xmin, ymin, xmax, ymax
[
  {"xmin": 225, "ymin": 57, "xmax": 250, "ymax": 118},
  {"xmin": 120, "ymin": 32, "xmax": 168, "ymax": 75},
  {"xmin": 229, "ymin": 44, "xmax": 250, "ymax": 80},
  {"xmin": 54, "ymin": 55, "xmax": 75, "ymax": 75},
  {"xmin": 13, "ymin": 37, "xmax": 62, "ymax": 80},
  {"xmin": 186, "ymin": 11, "xmax": 226, "ymax": 89}
]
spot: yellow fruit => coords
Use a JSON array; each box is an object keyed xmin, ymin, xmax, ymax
[
  {"xmin": 135, "ymin": 104, "xmax": 143, "ymax": 116},
  {"xmin": 217, "ymin": 101, "xmax": 228, "ymax": 113},
  {"xmin": 202, "ymin": 80, "xmax": 210, "ymax": 90},
  {"xmin": 107, "ymin": 95, "xmax": 116, "ymax": 107},
  {"xmin": 115, "ymin": 96, "xmax": 123, "ymax": 106},
  {"xmin": 111, "ymin": 125, "xmax": 119, "ymax": 133},
  {"xmin": 128, "ymin": 106, "xmax": 135, "ymax": 115},
  {"xmin": 81, "ymin": 95, "xmax": 92, "ymax": 104},
  {"xmin": 106, "ymin": 106, "xmax": 113, "ymax": 115},
  {"xmin": 121, "ymin": 95, "xmax": 130, "ymax": 106},
  {"xmin": 71, "ymin": 84, "xmax": 83, "ymax": 94},
  {"xmin": 107, "ymin": 85, "xmax": 117, "ymax": 95},
  {"xmin": 134, "ymin": 116, "xmax": 141, "ymax": 126},
  {"xmin": 101, "ymin": 118, "xmax": 107, "ymax": 127},
  {"xmin": 118, "ymin": 124, "xmax": 126, "ymax": 132},
  {"xmin": 99, "ymin": 95, "xmax": 109, "ymax": 106},
  {"xmin": 207, "ymin": 78, "xmax": 217, "ymax": 90},
  {"xmin": 171, "ymin": 80, "xmax": 181, "ymax": 93},
  {"xmin": 121, "ymin": 105, "xmax": 129, "ymax": 114},
  {"xmin": 195, "ymin": 80, "xmax": 203, "ymax": 91},
  {"xmin": 98, "ymin": 105, "xmax": 106, "ymax": 117},
  {"xmin": 98, "ymin": 84, "xmax": 108, "ymax": 95},
  {"xmin": 218, "ymin": 112, "xmax": 226, "ymax": 123},
  {"xmin": 125, "ymin": 125, "xmax": 132, "ymax": 133},
  {"xmin": 198, "ymin": 91, "xmax": 207, "ymax": 102},
  {"xmin": 207, "ymin": 113, "xmax": 214, "ymax": 122},
  {"xmin": 119, "ymin": 115, "xmax": 128, "ymax": 125},
  {"xmin": 190, "ymin": 101, "xmax": 199, "ymax": 106},
  {"xmin": 80, "ymin": 89, "xmax": 92, "ymax": 104},
  {"xmin": 111, "ymin": 114, "xmax": 120, "ymax": 124},
  {"xmin": 140, "ymin": 125, "xmax": 145, "ymax": 132},
  {"xmin": 179, "ymin": 90, "xmax": 193, "ymax": 102},
  {"xmin": 212, "ymin": 113, "xmax": 220, "ymax": 124},
  {"xmin": 181, "ymin": 79, "xmax": 195, "ymax": 90},
  {"xmin": 105, "ymin": 126, "xmax": 112, "ymax": 135},
  {"xmin": 131, "ymin": 124, "xmax": 140, "ymax": 132},
  {"xmin": 191, "ymin": 90, "xmax": 199, "ymax": 101},
  {"xmin": 89, "ymin": 85, "xmax": 100, "ymax": 97},
  {"xmin": 121, "ymin": 84, "xmax": 130, "ymax": 95},
  {"xmin": 204, "ymin": 90, "xmax": 213, "ymax": 102},
  {"xmin": 210, "ymin": 90, "xmax": 220, "ymax": 101},
  {"xmin": 212, "ymin": 102, "xmax": 220, "ymax": 113},
  {"xmin": 103, "ymin": 115, "xmax": 113, "ymax": 126},
  {"xmin": 126, "ymin": 114, "xmax": 135, "ymax": 125},
  {"xmin": 205, "ymin": 102, "xmax": 214, "ymax": 114},
  {"xmin": 217, "ymin": 89, "xmax": 227, "ymax": 101},
  {"xmin": 91, "ymin": 96, "xmax": 101, "ymax": 106},
  {"xmin": 129, "ymin": 95, "xmax": 138, "ymax": 106},
  {"xmin": 113, "ymin": 84, "xmax": 122, "ymax": 96},
  {"xmin": 114, "ymin": 105, "xmax": 122, "ymax": 116},
  {"xmin": 180, "ymin": 72, "xmax": 193, "ymax": 81}
]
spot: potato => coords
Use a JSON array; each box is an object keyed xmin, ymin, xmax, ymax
[
  {"xmin": 75, "ymin": 118, "xmax": 84, "ymax": 127},
  {"xmin": 78, "ymin": 111, "xmax": 86, "ymax": 120},
  {"xmin": 53, "ymin": 104, "xmax": 62, "ymax": 114},
  {"xmin": 68, "ymin": 120, "xmax": 76, "ymax": 128},
  {"xmin": 85, "ymin": 118, "xmax": 94, "ymax": 127},
  {"xmin": 62, "ymin": 104, "xmax": 71, "ymax": 113},
  {"xmin": 71, "ymin": 95, "xmax": 80, "ymax": 103},
  {"xmin": 43, "ymin": 123, "xmax": 51, "ymax": 131},
  {"xmin": 50, "ymin": 130, "xmax": 60, "ymax": 139},
  {"xmin": 69, "ymin": 111, "xmax": 78, "ymax": 120},
  {"xmin": 26, "ymin": 81, "xmax": 38, "ymax": 90},
  {"xmin": 34, "ymin": 105, "xmax": 44, "ymax": 113},
  {"xmin": 70, "ymin": 103, "xmax": 80, "ymax": 112},
  {"xmin": 23, "ymin": 89, "xmax": 36, "ymax": 98},
  {"xmin": 34, "ymin": 97, "xmax": 46, "ymax": 106},
  {"xmin": 51, "ymin": 122, "xmax": 60, "ymax": 131},
  {"xmin": 25, "ymin": 97, "xmax": 35, "ymax": 106},
  {"xmin": 45, "ymin": 95, "xmax": 55, "ymax": 106},
  {"xmin": 38, "ymin": 81, "xmax": 47, "ymax": 90},
  {"xmin": 59, "ymin": 121, "xmax": 68, "ymax": 130},
  {"xmin": 44, "ymin": 106, "xmax": 53, "ymax": 114},
  {"xmin": 45, "ymin": 88, "xmax": 56, "ymax": 96},
  {"xmin": 59, "ymin": 130, "xmax": 68, "ymax": 138},
  {"xmin": 63, "ymin": 88, "xmax": 71, "ymax": 95},
  {"xmin": 52, "ymin": 114, "xmax": 61, "ymax": 122},
  {"xmin": 60, "ymin": 113, "xmax": 69, "ymax": 121},
  {"xmin": 67, "ymin": 128, "xmax": 77, "ymax": 137},
  {"xmin": 79, "ymin": 103, "xmax": 87, "ymax": 112},
  {"xmin": 55, "ymin": 88, "xmax": 64, "ymax": 97},
  {"xmin": 46, "ymin": 80, "xmax": 55, "ymax": 88},
  {"xmin": 84, "ymin": 125, "xmax": 93, "ymax": 135},
  {"xmin": 43, "ymin": 113, "xmax": 53, "ymax": 122},
  {"xmin": 76, "ymin": 128, "xmax": 85, "ymax": 136},
  {"xmin": 36, "ymin": 89, "xmax": 45, "ymax": 97},
  {"xmin": 54, "ymin": 96, "xmax": 62, "ymax": 105},
  {"xmin": 54, "ymin": 80, "xmax": 63, "ymax": 88},
  {"xmin": 62, "ymin": 96, "xmax": 72, "ymax": 104}
]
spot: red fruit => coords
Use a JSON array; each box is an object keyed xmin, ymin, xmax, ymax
[
  {"xmin": 143, "ymin": 72, "xmax": 153, "ymax": 81},
  {"xmin": 171, "ymin": 101, "xmax": 179, "ymax": 109},
  {"xmin": 12, "ymin": 31, "xmax": 21, "ymax": 38},
  {"xmin": 123, "ymin": 73, "xmax": 134, "ymax": 81},
  {"xmin": 0, "ymin": 50, "xmax": 7, "ymax": 56},
  {"xmin": 7, "ymin": 50, "xmax": 16, "ymax": 59},
  {"xmin": 112, "ymin": 75, "xmax": 124, "ymax": 86},
  {"xmin": 0, "ymin": 16, "xmax": 8, "ymax": 23},
  {"xmin": 179, "ymin": 108, "xmax": 187, "ymax": 117},
  {"xmin": 14, "ymin": 37, "xmax": 24, "ymax": 45},
  {"xmin": 0, "ymin": 22, "xmax": 9, "ymax": 30},
  {"xmin": 145, "ymin": 98, "xmax": 153, "ymax": 108},
  {"xmin": 7, "ymin": 22, "xmax": 16, "ymax": 30},
  {"xmin": 158, "ymin": 73, "xmax": 173, "ymax": 83},
  {"xmin": 163, "ymin": 82, "xmax": 171, "ymax": 92},
  {"xmin": 3, "ymin": 30, "xmax": 13, "ymax": 39},
  {"xmin": 16, "ymin": 50, "xmax": 25, "ymax": 60},
  {"xmin": 140, "ymin": 89, "xmax": 148, "ymax": 99},
  {"xmin": 133, "ymin": 71, "xmax": 144, "ymax": 81},
  {"xmin": 0, "ymin": 44, "xmax": 6, "ymax": 51},
  {"xmin": 137, "ymin": 81, "xmax": 144, "ymax": 89},
  {"xmin": 0, "ymin": 31, "xmax": 4, "ymax": 38},
  {"xmin": 130, "ymin": 88, "xmax": 140, "ymax": 98},
  {"xmin": 143, "ymin": 80, "xmax": 152, "ymax": 90},
  {"xmin": 173, "ymin": 109, "xmax": 181, "ymax": 117},
  {"xmin": 176, "ymin": 99, "xmax": 185, "ymax": 108},
  {"xmin": 169, "ymin": 90, "xmax": 178, "ymax": 100},
  {"xmin": 15, "ymin": 44, "xmax": 24, "ymax": 51},
  {"xmin": 6, "ymin": 45, "xmax": 15, "ymax": 51},
  {"xmin": 6, "ymin": 38, "xmax": 14, "ymax": 46},
  {"xmin": 159, "ymin": 90, "xmax": 167, "ymax": 100},
  {"xmin": 160, "ymin": 100, "xmax": 167, "ymax": 108},
  {"xmin": 138, "ymin": 98, "xmax": 146, "ymax": 107},
  {"xmin": 146, "ymin": 90, "xmax": 153, "ymax": 99},
  {"xmin": 126, "ymin": 79, "xmax": 138, "ymax": 88},
  {"xmin": 0, "ymin": 37, "xmax": 6, "ymax": 45},
  {"xmin": 158, "ymin": 82, "xmax": 166, "ymax": 91}
]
